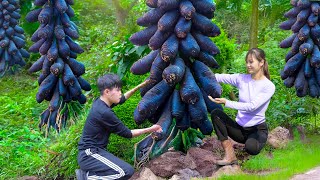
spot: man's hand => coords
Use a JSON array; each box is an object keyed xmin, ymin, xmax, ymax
[
  {"xmin": 131, "ymin": 124, "xmax": 163, "ymax": 137},
  {"xmin": 208, "ymin": 96, "xmax": 227, "ymax": 105},
  {"xmin": 139, "ymin": 79, "xmax": 154, "ymax": 88},
  {"xmin": 124, "ymin": 80, "xmax": 154, "ymax": 100},
  {"xmin": 151, "ymin": 124, "xmax": 163, "ymax": 133}
]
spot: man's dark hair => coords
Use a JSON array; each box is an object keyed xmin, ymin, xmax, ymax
[{"xmin": 97, "ymin": 73, "xmax": 122, "ymax": 95}]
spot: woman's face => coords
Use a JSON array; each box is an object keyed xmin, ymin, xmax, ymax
[{"xmin": 246, "ymin": 54, "xmax": 264, "ymax": 75}]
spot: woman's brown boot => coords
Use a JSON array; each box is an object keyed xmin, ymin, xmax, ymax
[{"xmin": 216, "ymin": 140, "xmax": 238, "ymax": 166}]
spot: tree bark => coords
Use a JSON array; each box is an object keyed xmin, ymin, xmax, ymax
[
  {"xmin": 110, "ymin": 0, "xmax": 138, "ymax": 26},
  {"xmin": 249, "ymin": 0, "xmax": 259, "ymax": 49}
]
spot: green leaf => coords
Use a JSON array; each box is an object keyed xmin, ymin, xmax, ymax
[
  {"xmin": 112, "ymin": 55, "xmax": 119, "ymax": 61},
  {"xmin": 112, "ymin": 41, "xmax": 119, "ymax": 46},
  {"xmin": 136, "ymin": 46, "xmax": 146, "ymax": 56},
  {"xmin": 117, "ymin": 60, "xmax": 130, "ymax": 79},
  {"xmin": 127, "ymin": 47, "xmax": 136, "ymax": 54}
]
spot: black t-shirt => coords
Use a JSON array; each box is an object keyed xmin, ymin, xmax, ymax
[{"xmin": 78, "ymin": 95, "xmax": 132, "ymax": 150}]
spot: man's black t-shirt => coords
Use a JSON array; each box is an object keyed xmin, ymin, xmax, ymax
[{"xmin": 78, "ymin": 96, "xmax": 132, "ymax": 150}]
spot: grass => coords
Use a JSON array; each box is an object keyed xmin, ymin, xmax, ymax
[
  {"xmin": 213, "ymin": 133, "xmax": 320, "ymax": 180},
  {"xmin": 0, "ymin": 70, "xmax": 50, "ymax": 179}
]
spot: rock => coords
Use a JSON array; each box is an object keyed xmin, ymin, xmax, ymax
[
  {"xmin": 267, "ymin": 126, "xmax": 290, "ymax": 149},
  {"xmin": 18, "ymin": 176, "xmax": 39, "ymax": 180},
  {"xmin": 148, "ymin": 151, "xmax": 192, "ymax": 178},
  {"xmin": 290, "ymin": 166, "xmax": 320, "ymax": 180},
  {"xmin": 178, "ymin": 168, "xmax": 201, "ymax": 177},
  {"xmin": 211, "ymin": 165, "xmax": 243, "ymax": 178},
  {"xmin": 200, "ymin": 137, "xmax": 224, "ymax": 161},
  {"xmin": 200, "ymin": 137, "xmax": 223, "ymax": 155},
  {"xmin": 134, "ymin": 137, "xmax": 249, "ymax": 179},
  {"xmin": 130, "ymin": 171, "xmax": 140, "ymax": 180},
  {"xmin": 169, "ymin": 175, "xmax": 182, "ymax": 180},
  {"xmin": 186, "ymin": 147, "xmax": 218, "ymax": 177},
  {"xmin": 169, "ymin": 168, "xmax": 201, "ymax": 180},
  {"xmin": 132, "ymin": 167, "xmax": 165, "ymax": 180}
]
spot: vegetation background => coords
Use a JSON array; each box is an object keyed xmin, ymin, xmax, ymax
[{"xmin": 1, "ymin": 0, "xmax": 320, "ymax": 179}]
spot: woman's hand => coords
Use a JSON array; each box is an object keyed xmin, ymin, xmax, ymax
[{"xmin": 208, "ymin": 96, "xmax": 227, "ymax": 105}]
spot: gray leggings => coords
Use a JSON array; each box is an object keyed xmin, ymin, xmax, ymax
[{"xmin": 211, "ymin": 109, "xmax": 268, "ymax": 155}]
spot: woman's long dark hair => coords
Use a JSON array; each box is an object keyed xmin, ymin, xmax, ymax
[{"xmin": 245, "ymin": 48, "xmax": 270, "ymax": 80}]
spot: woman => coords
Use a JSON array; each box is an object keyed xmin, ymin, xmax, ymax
[{"xmin": 209, "ymin": 48, "xmax": 275, "ymax": 166}]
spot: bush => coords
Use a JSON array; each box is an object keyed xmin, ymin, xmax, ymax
[{"xmin": 211, "ymin": 21, "xmax": 237, "ymax": 73}]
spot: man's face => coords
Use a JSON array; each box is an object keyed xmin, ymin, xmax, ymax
[{"xmin": 105, "ymin": 87, "xmax": 122, "ymax": 104}]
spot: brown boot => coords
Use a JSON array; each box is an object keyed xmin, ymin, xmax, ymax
[{"xmin": 216, "ymin": 140, "xmax": 238, "ymax": 166}]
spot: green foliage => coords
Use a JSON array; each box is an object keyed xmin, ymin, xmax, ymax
[
  {"xmin": 119, "ymin": 0, "xmax": 147, "ymax": 35},
  {"xmin": 71, "ymin": 0, "xmax": 148, "ymax": 80},
  {"xmin": 215, "ymin": 0, "xmax": 251, "ymax": 44},
  {"xmin": 0, "ymin": 71, "xmax": 49, "ymax": 179},
  {"xmin": 48, "ymin": 1, "xmax": 117, "ymax": 82},
  {"xmin": 107, "ymin": 35, "xmax": 150, "ymax": 78},
  {"xmin": 209, "ymin": 23, "xmax": 239, "ymax": 118},
  {"xmin": 20, "ymin": 0, "xmax": 39, "ymax": 35},
  {"xmin": 216, "ymin": 0, "xmax": 245, "ymax": 13},
  {"xmin": 180, "ymin": 128, "xmax": 204, "ymax": 152},
  {"xmin": 74, "ymin": 1, "xmax": 116, "ymax": 49},
  {"xmin": 259, "ymin": 1, "xmax": 291, "ymax": 27},
  {"xmin": 212, "ymin": 21, "xmax": 237, "ymax": 73},
  {"xmin": 0, "ymin": 126, "xmax": 49, "ymax": 179},
  {"xmin": 215, "ymin": 0, "xmax": 291, "ymax": 45},
  {"xmin": 42, "ymin": 112, "xmax": 87, "ymax": 179}
]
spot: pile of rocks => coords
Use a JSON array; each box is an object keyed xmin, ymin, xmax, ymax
[{"xmin": 131, "ymin": 126, "xmax": 291, "ymax": 180}]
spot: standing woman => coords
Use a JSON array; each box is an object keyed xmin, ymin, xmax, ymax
[{"xmin": 209, "ymin": 48, "xmax": 275, "ymax": 166}]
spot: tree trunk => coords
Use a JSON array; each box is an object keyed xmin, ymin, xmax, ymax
[
  {"xmin": 249, "ymin": 0, "xmax": 259, "ymax": 49},
  {"xmin": 110, "ymin": 0, "xmax": 138, "ymax": 26}
]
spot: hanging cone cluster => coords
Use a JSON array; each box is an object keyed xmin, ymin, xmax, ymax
[
  {"xmin": 0, "ymin": 0, "xmax": 30, "ymax": 76},
  {"xmin": 280, "ymin": 0, "xmax": 320, "ymax": 98},
  {"xmin": 26, "ymin": 0, "xmax": 91, "ymax": 133},
  {"xmin": 129, "ymin": 0, "xmax": 223, "ymax": 137}
]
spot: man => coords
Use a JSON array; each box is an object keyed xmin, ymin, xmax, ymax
[{"xmin": 76, "ymin": 74, "xmax": 162, "ymax": 180}]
